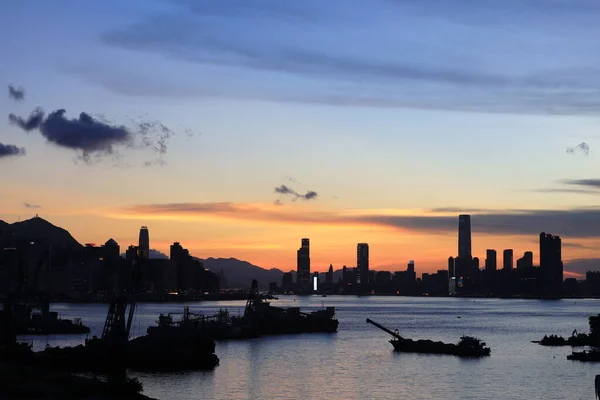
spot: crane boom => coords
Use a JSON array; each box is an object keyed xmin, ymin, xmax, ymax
[{"xmin": 366, "ymin": 318, "xmax": 404, "ymax": 340}]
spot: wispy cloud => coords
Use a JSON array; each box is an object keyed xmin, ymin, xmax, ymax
[
  {"xmin": 111, "ymin": 202, "xmax": 600, "ymax": 239},
  {"xmin": 92, "ymin": 0, "xmax": 600, "ymax": 115},
  {"xmin": 8, "ymin": 85, "xmax": 25, "ymax": 101},
  {"xmin": 0, "ymin": 143, "xmax": 26, "ymax": 158},
  {"xmin": 274, "ymin": 184, "xmax": 318, "ymax": 202},
  {"xmin": 566, "ymin": 142, "xmax": 590, "ymax": 155},
  {"xmin": 534, "ymin": 178, "xmax": 600, "ymax": 195},
  {"xmin": 23, "ymin": 202, "xmax": 41, "ymax": 209}
]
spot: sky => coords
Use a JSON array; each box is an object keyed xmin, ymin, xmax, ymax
[{"xmin": 2, "ymin": 0, "xmax": 600, "ymax": 277}]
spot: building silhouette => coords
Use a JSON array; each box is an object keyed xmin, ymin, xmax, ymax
[
  {"xmin": 517, "ymin": 251, "xmax": 533, "ymax": 270},
  {"xmin": 458, "ymin": 215, "xmax": 472, "ymax": 259},
  {"xmin": 325, "ymin": 264, "xmax": 334, "ymax": 286},
  {"xmin": 138, "ymin": 226, "xmax": 149, "ymax": 260},
  {"xmin": 297, "ymin": 238, "xmax": 311, "ymax": 290},
  {"xmin": 455, "ymin": 215, "xmax": 473, "ymax": 279},
  {"xmin": 485, "ymin": 249, "xmax": 497, "ymax": 272},
  {"xmin": 357, "ymin": 243, "xmax": 369, "ymax": 285},
  {"xmin": 540, "ymin": 232, "xmax": 562, "ymax": 295},
  {"xmin": 503, "ymin": 249, "xmax": 513, "ymax": 270}
]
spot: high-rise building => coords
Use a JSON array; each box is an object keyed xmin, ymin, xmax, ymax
[
  {"xmin": 448, "ymin": 257, "xmax": 455, "ymax": 277},
  {"xmin": 458, "ymin": 215, "xmax": 472, "ymax": 259},
  {"xmin": 540, "ymin": 232, "xmax": 562, "ymax": 294},
  {"xmin": 485, "ymin": 249, "xmax": 497, "ymax": 272},
  {"xmin": 297, "ymin": 238, "xmax": 311, "ymax": 290},
  {"xmin": 503, "ymin": 249, "xmax": 513, "ymax": 270},
  {"xmin": 326, "ymin": 264, "xmax": 334, "ymax": 285},
  {"xmin": 517, "ymin": 251, "xmax": 534, "ymax": 270},
  {"xmin": 139, "ymin": 226, "xmax": 150, "ymax": 260},
  {"xmin": 282, "ymin": 272, "xmax": 293, "ymax": 291},
  {"xmin": 357, "ymin": 243, "xmax": 369, "ymax": 285}
]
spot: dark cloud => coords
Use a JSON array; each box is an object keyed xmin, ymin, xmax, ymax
[
  {"xmin": 8, "ymin": 107, "xmax": 177, "ymax": 165},
  {"xmin": 534, "ymin": 178, "xmax": 600, "ymax": 196},
  {"xmin": 566, "ymin": 142, "xmax": 590, "ymax": 155},
  {"xmin": 274, "ymin": 184, "xmax": 318, "ymax": 201},
  {"xmin": 9, "ymin": 108, "xmax": 45, "ymax": 131},
  {"xmin": 560, "ymin": 178, "xmax": 600, "ymax": 188},
  {"xmin": 0, "ymin": 143, "xmax": 26, "ymax": 158},
  {"xmin": 563, "ymin": 258, "xmax": 600, "ymax": 275},
  {"xmin": 429, "ymin": 207, "xmax": 495, "ymax": 213},
  {"xmin": 532, "ymin": 188, "xmax": 600, "ymax": 195},
  {"xmin": 120, "ymin": 202, "xmax": 600, "ymax": 239},
  {"xmin": 8, "ymin": 85, "xmax": 25, "ymax": 101},
  {"xmin": 23, "ymin": 202, "xmax": 41, "ymax": 209}
]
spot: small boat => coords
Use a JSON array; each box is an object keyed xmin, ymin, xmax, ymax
[{"xmin": 366, "ymin": 318, "xmax": 490, "ymax": 358}]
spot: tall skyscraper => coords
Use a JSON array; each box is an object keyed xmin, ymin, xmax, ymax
[
  {"xmin": 458, "ymin": 215, "xmax": 472, "ymax": 259},
  {"xmin": 357, "ymin": 243, "xmax": 369, "ymax": 285},
  {"xmin": 297, "ymin": 238, "xmax": 311, "ymax": 290},
  {"xmin": 503, "ymin": 249, "xmax": 513, "ymax": 270},
  {"xmin": 540, "ymin": 232, "xmax": 562, "ymax": 294},
  {"xmin": 485, "ymin": 249, "xmax": 497, "ymax": 272},
  {"xmin": 139, "ymin": 226, "xmax": 149, "ymax": 260}
]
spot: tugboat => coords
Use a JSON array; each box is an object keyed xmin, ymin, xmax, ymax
[{"xmin": 366, "ymin": 318, "xmax": 490, "ymax": 358}]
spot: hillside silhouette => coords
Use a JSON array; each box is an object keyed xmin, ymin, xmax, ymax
[{"xmin": 0, "ymin": 216, "xmax": 82, "ymax": 249}]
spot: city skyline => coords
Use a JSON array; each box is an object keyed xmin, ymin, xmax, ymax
[{"xmin": 3, "ymin": 1, "xmax": 600, "ymax": 277}]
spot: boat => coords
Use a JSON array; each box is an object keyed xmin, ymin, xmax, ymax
[
  {"xmin": 13, "ymin": 299, "xmax": 90, "ymax": 335},
  {"xmin": 147, "ymin": 307, "xmax": 258, "ymax": 340},
  {"xmin": 366, "ymin": 318, "xmax": 490, "ymax": 358},
  {"xmin": 146, "ymin": 279, "xmax": 339, "ymax": 340},
  {"xmin": 240, "ymin": 279, "xmax": 338, "ymax": 335},
  {"xmin": 568, "ymin": 349, "xmax": 600, "ymax": 362}
]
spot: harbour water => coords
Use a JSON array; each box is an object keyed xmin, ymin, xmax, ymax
[{"xmin": 20, "ymin": 296, "xmax": 600, "ymax": 399}]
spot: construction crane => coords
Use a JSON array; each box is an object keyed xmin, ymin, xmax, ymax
[{"xmin": 101, "ymin": 252, "xmax": 143, "ymax": 342}]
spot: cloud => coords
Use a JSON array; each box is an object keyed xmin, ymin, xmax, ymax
[
  {"xmin": 563, "ymin": 258, "xmax": 600, "ymax": 275},
  {"xmin": 23, "ymin": 202, "xmax": 41, "ymax": 209},
  {"xmin": 95, "ymin": 0, "xmax": 600, "ymax": 115},
  {"xmin": 561, "ymin": 178, "xmax": 600, "ymax": 188},
  {"xmin": 0, "ymin": 143, "xmax": 26, "ymax": 158},
  {"xmin": 8, "ymin": 107, "xmax": 177, "ymax": 164},
  {"xmin": 112, "ymin": 202, "xmax": 600, "ymax": 239},
  {"xmin": 8, "ymin": 85, "xmax": 25, "ymax": 101},
  {"xmin": 534, "ymin": 178, "xmax": 600, "ymax": 196},
  {"xmin": 274, "ymin": 184, "xmax": 318, "ymax": 201},
  {"xmin": 566, "ymin": 142, "xmax": 590, "ymax": 155},
  {"xmin": 143, "ymin": 159, "xmax": 167, "ymax": 167}
]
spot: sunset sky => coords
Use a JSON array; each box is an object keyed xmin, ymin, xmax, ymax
[{"xmin": 2, "ymin": 0, "xmax": 600, "ymax": 277}]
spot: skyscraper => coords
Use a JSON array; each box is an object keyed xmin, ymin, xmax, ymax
[
  {"xmin": 297, "ymin": 238, "xmax": 310, "ymax": 290},
  {"xmin": 458, "ymin": 215, "xmax": 472, "ymax": 259},
  {"xmin": 485, "ymin": 249, "xmax": 497, "ymax": 272},
  {"xmin": 503, "ymin": 249, "xmax": 513, "ymax": 270},
  {"xmin": 357, "ymin": 243, "xmax": 369, "ymax": 285},
  {"xmin": 139, "ymin": 226, "xmax": 149, "ymax": 260},
  {"xmin": 540, "ymin": 232, "xmax": 562, "ymax": 295}
]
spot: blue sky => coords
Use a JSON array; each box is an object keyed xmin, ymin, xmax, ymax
[{"xmin": 2, "ymin": 0, "xmax": 600, "ymax": 273}]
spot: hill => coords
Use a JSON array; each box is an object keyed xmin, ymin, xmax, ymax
[
  {"xmin": 0, "ymin": 216, "xmax": 82, "ymax": 249},
  {"xmin": 196, "ymin": 257, "xmax": 293, "ymax": 290}
]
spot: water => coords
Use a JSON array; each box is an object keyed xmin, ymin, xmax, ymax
[{"xmin": 20, "ymin": 297, "xmax": 600, "ymax": 400}]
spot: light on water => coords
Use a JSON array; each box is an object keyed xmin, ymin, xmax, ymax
[{"xmin": 23, "ymin": 297, "xmax": 600, "ymax": 400}]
